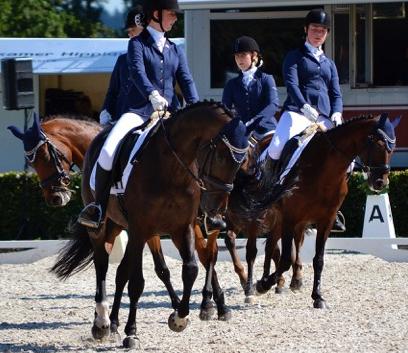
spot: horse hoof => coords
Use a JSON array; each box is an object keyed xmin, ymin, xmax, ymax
[
  {"xmin": 123, "ymin": 335, "xmax": 140, "ymax": 349},
  {"xmin": 313, "ymin": 299, "xmax": 328, "ymax": 309},
  {"xmin": 290, "ymin": 279, "xmax": 303, "ymax": 291},
  {"xmin": 168, "ymin": 311, "xmax": 189, "ymax": 332},
  {"xmin": 218, "ymin": 309, "xmax": 232, "ymax": 321},
  {"xmin": 255, "ymin": 280, "xmax": 269, "ymax": 295},
  {"xmin": 275, "ymin": 286, "xmax": 287, "ymax": 294},
  {"xmin": 199, "ymin": 306, "xmax": 216, "ymax": 321},
  {"xmin": 91, "ymin": 324, "xmax": 110, "ymax": 340},
  {"xmin": 244, "ymin": 295, "xmax": 255, "ymax": 304}
]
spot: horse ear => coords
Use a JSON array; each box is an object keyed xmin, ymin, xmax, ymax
[
  {"xmin": 32, "ymin": 112, "xmax": 42, "ymax": 133},
  {"xmin": 379, "ymin": 112, "xmax": 388, "ymax": 125},
  {"xmin": 391, "ymin": 116, "xmax": 401, "ymax": 129},
  {"xmin": 7, "ymin": 125, "xmax": 24, "ymax": 140}
]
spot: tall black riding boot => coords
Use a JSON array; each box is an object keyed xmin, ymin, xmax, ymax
[
  {"xmin": 77, "ymin": 164, "xmax": 112, "ymax": 229},
  {"xmin": 331, "ymin": 210, "xmax": 346, "ymax": 233}
]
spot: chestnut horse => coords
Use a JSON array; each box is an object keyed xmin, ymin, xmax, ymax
[
  {"xmin": 8, "ymin": 114, "xmax": 102, "ymax": 207},
  {"xmin": 8, "ymin": 112, "xmax": 248, "ymax": 323},
  {"xmin": 230, "ymin": 114, "xmax": 399, "ymax": 308},
  {"xmin": 50, "ymin": 102, "xmax": 247, "ymax": 348}
]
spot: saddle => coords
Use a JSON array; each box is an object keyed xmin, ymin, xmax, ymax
[{"xmin": 111, "ymin": 111, "xmax": 171, "ymax": 188}]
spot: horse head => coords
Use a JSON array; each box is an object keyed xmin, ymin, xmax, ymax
[
  {"xmin": 198, "ymin": 116, "xmax": 248, "ymax": 221},
  {"xmin": 359, "ymin": 113, "xmax": 400, "ymax": 193},
  {"xmin": 7, "ymin": 113, "xmax": 73, "ymax": 207}
]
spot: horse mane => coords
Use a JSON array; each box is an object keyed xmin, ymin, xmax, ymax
[
  {"xmin": 170, "ymin": 100, "xmax": 234, "ymax": 121},
  {"xmin": 42, "ymin": 113, "xmax": 97, "ymax": 123}
]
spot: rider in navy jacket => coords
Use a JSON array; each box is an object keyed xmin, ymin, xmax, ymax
[
  {"xmin": 222, "ymin": 36, "xmax": 279, "ymax": 140},
  {"xmin": 99, "ymin": 6, "xmax": 144, "ymax": 124},
  {"xmin": 282, "ymin": 44, "xmax": 342, "ymax": 119},
  {"xmin": 126, "ymin": 27, "xmax": 198, "ymax": 120}
]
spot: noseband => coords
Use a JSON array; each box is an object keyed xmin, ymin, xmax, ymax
[{"xmin": 25, "ymin": 133, "xmax": 73, "ymax": 191}]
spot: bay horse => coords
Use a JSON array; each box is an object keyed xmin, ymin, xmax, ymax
[
  {"xmin": 202, "ymin": 114, "xmax": 399, "ymax": 307},
  {"xmin": 235, "ymin": 114, "xmax": 399, "ymax": 308},
  {"xmin": 8, "ymin": 114, "xmax": 102, "ymax": 207},
  {"xmin": 50, "ymin": 102, "xmax": 247, "ymax": 348},
  {"xmin": 8, "ymin": 112, "xmax": 248, "ymax": 323}
]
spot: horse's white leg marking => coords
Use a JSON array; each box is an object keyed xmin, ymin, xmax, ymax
[{"xmin": 94, "ymin": 301, "xmax": 110, "ymax": 328}]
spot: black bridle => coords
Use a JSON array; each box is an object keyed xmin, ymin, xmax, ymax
[
  {"xmin": 324, "ymin": 124, "xmax": 394, "ymax": 175},
  {"xmin": 159, "ymin": 114, "xmax": 247, "ymax": 194},
  {"xmin": 24, "ymin": 132, "xmax": 74, "ymax": 191}
]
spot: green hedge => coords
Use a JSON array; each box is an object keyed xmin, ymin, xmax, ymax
[{"xmin": 0, "ymin": 171, "xmax": 407, "ymax": 240}]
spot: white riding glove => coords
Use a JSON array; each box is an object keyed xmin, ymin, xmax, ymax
[
  {"xmin": 99, "ymin": 109, "xmax": 112, "ymax": 125},
  {"xmin": 331, "ymin": 112, "xmax": 343, "ymax": 126},
  {"xmin": 300, "ymin": 104, "xmax": 319, "ymax": 122},
  {"xmin": 149, "ymin": 90, "xmax": 168, "ymax": 111}
]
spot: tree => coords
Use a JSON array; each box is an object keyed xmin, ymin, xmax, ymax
[{"xmin": 0, "ymin": 0, "xmax": 116, "ymax": 37}]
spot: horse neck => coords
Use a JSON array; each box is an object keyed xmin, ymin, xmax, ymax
[
  {"xmin": 42, "ymin": 119, "xmax": 101, "ymax": 167},
  {"xmin": 325, "ymin": 118, "xmax": 377, "ymax": 170},
  {"xmin": 166, "ymin": 105, "xmax": 230, "ymax": 164}
]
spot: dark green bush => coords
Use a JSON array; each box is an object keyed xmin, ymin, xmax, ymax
[
  {"xmin": 0, "ymin": 171, "xmax": 407, "ymax": 240},
  {"xmin": 0, "ymin": 172, "xmax": 83, "ymax": 240}
]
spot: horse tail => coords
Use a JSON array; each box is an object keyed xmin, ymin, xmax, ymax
[
  {"xmin": 50, "ymin": 221, "xmax": 93, "ymax": 280},
  {"xmin": 231, "ymin": 164, "xmax": 299, "ymax": 217}
]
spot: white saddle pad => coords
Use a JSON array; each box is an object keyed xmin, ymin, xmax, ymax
[{"xmin": 90, "ymin": 119, "xmax": 160, "ymax": 194}]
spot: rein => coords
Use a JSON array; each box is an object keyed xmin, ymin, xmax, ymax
[
  {"xmin": 159, "ymin": 112, "xmax": 207, "ymax": 190},
  {"xmin": 25, "ymin": 132, "xmax": 74, "ymax": 190}
]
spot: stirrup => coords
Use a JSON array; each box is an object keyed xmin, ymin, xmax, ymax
[
  {"xmin": 77, "ymin": 203, "xmax": 103, "ymax": 229},
  {"xmin": 331, "ymin": 211, "xmax": 346, "ymax": 233}
]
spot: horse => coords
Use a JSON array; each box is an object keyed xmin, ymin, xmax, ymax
[
  {"xmin": 8, "ymin": 114, "xmax": 102, "ymax": 207},
  {"xmin": 235, "ymin": 114, "xmax": 399, "ymax": 309},
  {"xmin": 8, "ymin": 111, "xmax": 248, "ymax": 322},
  {"xmin": 50, "ymin": 102, "xmax": 247, "ymax": 348},
  {"xmin": 201, "ymin": 114, "xmax": 399, "ymax": 307}
]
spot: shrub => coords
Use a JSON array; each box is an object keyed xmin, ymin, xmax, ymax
[{"xmin": 0, "ymin": 171, "xmax": 407, "ymax": 240}]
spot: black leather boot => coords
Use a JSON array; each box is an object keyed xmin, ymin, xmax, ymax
[
  {"xmin": 77, "ymin": 164, "xmax": 112, "ymax": 229},
  {"xmin": 331, "ymin": 210, "xmax": 346, "ymax": 233}
]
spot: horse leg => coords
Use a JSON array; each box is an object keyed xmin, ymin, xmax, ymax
[
  {"xmin": 244, "ymin": 230, "xmax": 258, "ymax": 303},
  {"xmin": 211, "ymin": 269, "xmax": 232, "ymax": 321},
  {"xmin": 290, "ymin": 231, "xmax": 304, "ymax": 291},
  {"xmin": 256, "ymin": 229, "xmax": 294, "ymax": 293},
  {"xmin": 312, "ymin": 224, "xmax": 331, "ymax": 309},
  {"xmin": 224, "ymin": 229, "xmax": 247, "ymax": 289},
  {"xmin": 195, "ymin": 226, "xmax": 216, "ymax": 321},
  {"xmin": 168, "ymin": 224, "xmax": 198, "ymax": 332},
  {"xmin": 122, "ymin": 238, "xmax": 145, "ymax": 349},
  {"xmin": 109, "ymin": 245, "xmax": 130, "ymax": 339},
  {"xmin": 147, "ymin": 235, "xmax": 180, "ymax": 310},
  {"xmin": 91, "ymin": 240, "xmax": 111, "ymax": 340}
]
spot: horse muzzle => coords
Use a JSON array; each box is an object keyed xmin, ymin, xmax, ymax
[{"xmin": 45, "ymin": 189, "xmax": 72, "ymax": 207}]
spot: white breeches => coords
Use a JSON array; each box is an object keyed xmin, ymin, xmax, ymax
[
  {"xmin": 267, "ymin": 111, "xmax": 334, "ymax": 160},
  {"xmin": 98, "ymin": 112, "xmax": 145, "ymax": 171}
]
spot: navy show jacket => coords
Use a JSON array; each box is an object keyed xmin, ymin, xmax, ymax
[
  {"xmin": 282, "ymin": 44, "xmax": 342, "ymax": 118},
  {"xmin": 126, "ymin": 29, "xmax": 199, "ymax": 120},
  {"xmin": 222, "ymin": 69, "xmax": 279, "ymax": 136},
  {"xmin": 101, "ymin": 53, "xmax": 130, "ymax": 122}
]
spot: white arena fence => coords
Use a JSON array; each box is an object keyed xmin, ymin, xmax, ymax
[{"xmin": 1, "ymin": 194, "xmax": 407, "ymax": 264}]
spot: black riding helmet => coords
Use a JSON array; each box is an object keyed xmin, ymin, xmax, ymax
[
  {"xmin": 145, "ymin": 0, "xmax": 182, "ymax": 32},
  {"xmin": 233, "ymin": 36, "xmax": 260, "ymax": 54},
  {"xmin": 305, "ymin": 8, "xmax": 331, "ymax": 29},
  {"xmin": 124, "ymin": 4, "xmax": 144, "ymax": 30}
]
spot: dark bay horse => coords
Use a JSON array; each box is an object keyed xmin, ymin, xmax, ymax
[
  {"xmin": 238, "ymin": 114, "xmax": 399, "ymax": 308},
  {"xmin": 8, "ymin": 112, "xmax": 248, "ymax": 323},
  {"xmin": 50, "ymin": 102, "xmax": 246, "ymax": 348}
]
